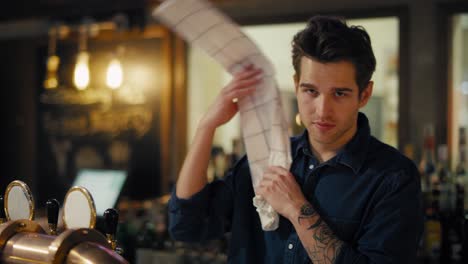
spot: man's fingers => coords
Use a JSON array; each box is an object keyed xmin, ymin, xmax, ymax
[
  {"xmin": 233, "ymin": 67, "xmax": 262, "ymax": 81},
  {"xmin": 225, "ymin": 85, "xmax": 256, "ymax": 102},
  {"xmin": 260, "ymin": 172, "xmax": 275, "ymax": 182},
  {"xmin": 232, "ymin": 75, "xmax": 263, "ymax": 89},
  {"xmin": 266, "ymin": 166, "xmax": 291, "ymax": 176},
  {"xmin": 263, "ymin": 166, "xmax": 295, "ymax": 189},
  {"xmin": 223, "ymin": 75, "xmax": 261, "ymax": 101},
  {"xmin": 222, "ymin": 74, "xmax": 261, "ymax": 96},
  {"xmin": 256, "ymin": 185, "xmax": 265, "ymax": 196},
  {"xmin": 261, "ymin": 172, "xmax": 288, "ymax": 190},
  {"xmin": 257, "ymin": 178, "xmax": 276, "ymax": 192}
]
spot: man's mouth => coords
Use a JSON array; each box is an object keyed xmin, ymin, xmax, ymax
[{"xmin": 313, "ymin": 121, "xmax": 336, "ymax": 131}]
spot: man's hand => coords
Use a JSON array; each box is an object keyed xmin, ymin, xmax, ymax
[
  {"xmin": 258, "ymin": 167, "xmax": 343, "ymax": 263},
  {"xmin": 256, "ymin": 166, "xmax": 308, "ymax": 221},
  {"xmin": 199, "ymin": 65, "xmax": 262, "ymax": 130}
]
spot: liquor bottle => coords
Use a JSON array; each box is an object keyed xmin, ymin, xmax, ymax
[
  {"xmin": 135, "ymin": 220, "xmax": 157, "ymax": 264},
  {"xmin": 438, "ymin": 144, "xmax": 454, "ymax": 213},
  {"xmin": 455, "ymin": 127, "xmax": 467, "ymax": 213},
  {"xmin": 403, "ymin": 143, "xmax": 415, "ymax": 163},
  {"xmin": 420, "ymin": 124, "xmax": 439, "ymax": 262},
  {"xmin": 424, "ymin": 187, "xmax": 441, "ymax": 260},
  {"xmin": 462, "ymin": 213, "xmax": 468, "ymax": 263},
  {"xmin": 419, "ymin": 124, "xmax": 437, "ymax": 193},
  {"xmin": 452, "ymin": 127, "xmax": 467, "ymax": 262},
  {"xmin": 437, "ymin": 144, "xmax": 454, "ymax": 263}
]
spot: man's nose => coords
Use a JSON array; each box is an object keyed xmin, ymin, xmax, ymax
[{"xmin": 316, "ymin": 95, "xmax": 333, "ymax": 116}]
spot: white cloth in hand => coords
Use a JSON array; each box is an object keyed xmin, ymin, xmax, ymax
[{"xmin": 153, "ymin": 0, "xmax": 292, "ymax": 231}]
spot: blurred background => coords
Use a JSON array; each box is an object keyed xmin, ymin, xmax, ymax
[{"xmin": 0, "ymin": 0, "xmax": 467, "ymax": 263}]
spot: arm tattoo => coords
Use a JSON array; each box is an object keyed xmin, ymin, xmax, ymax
[
  {"xmin": 298, "ymin": 203, "xmax": 318, "ymax": 223},
  {"xmin": 297, "ymin": 203, "xmax": 343, "ymax": 264}
]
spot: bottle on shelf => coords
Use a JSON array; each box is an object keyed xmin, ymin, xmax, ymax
[
  {"xmin": 437, "ymin": 144, "xmax": 454, "ymax": 214},
  {"xmin": 455, "ymin": 127, "xmax": 467, "ymax": 213},
  {"xmin": 419, "ymin": 124, "xmax": 437, "ymax": 193},
  {"xmin": 403, "ymin": 143, "xmax": 415, "ymax": 162},
  {"xmin": 419, "ymin": 124, "xmax": 440, "ymax": 262},
  {"xmin": 452, "ymin": 127, "xmax": 467, "ymax": 262},
  {"xmin": 462, "ymin": 212, "xmax": 468, "ymax": 263},
  {"xmin": 424, "ymin": 187, "xmax": 442, "ymax": 261},
  {"xmin": 437, "ymin": 144, "xmax": 457, "ymax": 263},
  {"xmin": 135, "ymin": 219, "xmax": 157, "ymax": 264}
]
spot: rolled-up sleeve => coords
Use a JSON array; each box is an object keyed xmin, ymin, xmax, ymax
[
  {"xmin": 168, "ymin": 173, "xmax": 235, "ymax": 243},
  {"xmin": 335, "ymin": 165, "xmax": 424, "ymax": 264}
]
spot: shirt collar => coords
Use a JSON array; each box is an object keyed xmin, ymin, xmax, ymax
[
  {"xmin": 292, "ymin": 112, "xmax": 371, "ymax": 174},
  {"xmin": 292, "ymin": 129, "xmax": 311, "ymax": 159},
  {"xmin": 335, "ymin": 112, "xmax": 371, "ymax": 174}
]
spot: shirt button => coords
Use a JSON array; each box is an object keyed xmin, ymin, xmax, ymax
[
  {"xmin": 309, "ymin": 164, "xmax": 314, "ymax": 170},
  {"xmin": 288, "ymin": 243, "xmax": 294, "ymax": 250}
]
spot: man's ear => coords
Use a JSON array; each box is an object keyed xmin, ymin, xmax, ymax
[{"xmin": 358, "ymin": 81, "xmax": 373, "ymax": 108}]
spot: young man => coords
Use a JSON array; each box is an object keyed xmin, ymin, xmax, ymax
[{"xmin": 169, "ymin": 16, "xmax": 423, "ymax": 263}]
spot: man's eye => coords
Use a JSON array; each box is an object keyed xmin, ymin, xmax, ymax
[
  {"xmin": 335, "ymin": 91, "xmax": 347, "ymax": 97},
  {"xmin": 306, "ymin": 89, "xmax": 318, "ymax": 95}
]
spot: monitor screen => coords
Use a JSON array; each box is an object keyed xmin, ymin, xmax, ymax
[{"xmin": 72, "ymin": 169, "xmax": 127, "ymax": 216}]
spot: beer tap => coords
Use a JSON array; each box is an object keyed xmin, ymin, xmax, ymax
[
  {"xmin": 0, "ymin": 181, "xmax": 130, "ymax": 263},
  {"xmin": 104, "ymin": 208, "xmax": 122, "ymax": 254},
  {"xmin": 46, "ymin": 198, "xmax": 60, "ymax": 235},
  {"xmin": 0, "ymin": 195, "xmax": 5, "ymax": 224}
]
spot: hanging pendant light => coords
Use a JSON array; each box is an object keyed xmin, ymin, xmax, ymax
[
  {"xmin": 73, "ymin": 25, "xmax": 90, "ymax": 90},
  {"xmin": 106, "ymin": 48, "xmax": 123, "ymax": 90},
  {"xmin": 44, "ymin": 26, "xmax": 60, "ymax": 89}
]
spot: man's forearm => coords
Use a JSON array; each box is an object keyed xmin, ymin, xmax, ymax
[
  {"xmin": 176, "ymin": 122, "xmax": 216, "ymax": 198},
  {"xmin": 291, "ymin": 202, "xmax": 343, "ymax": 264}
]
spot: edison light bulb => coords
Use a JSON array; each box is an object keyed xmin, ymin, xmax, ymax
[
  {"xmin": 106, "ymin": 58, "xmax": 123, "ymax": 89},
  {"xmin": 44, "ymin": 55, "xmax": 60, "ymax": 89},
  {"xmin": 73, "ymin": 51, "xmax": 90, "ymax": 90}
]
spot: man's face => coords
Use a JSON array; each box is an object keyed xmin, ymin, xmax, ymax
[{"xmin": 294, "ymin": 57, "xmax": 372, "ymax": 150}]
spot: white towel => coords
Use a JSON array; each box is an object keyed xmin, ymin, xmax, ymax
[{"xmin": 153, "ymin": 0, "xmax": 292, "ymax": 231}]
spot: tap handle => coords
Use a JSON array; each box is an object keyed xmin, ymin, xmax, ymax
[
  {"xmin": 104, "ymin": 208, "xmax": 119, "ymax": 236},
  {"xmin": 0, "ymin": 195, "xmax": 6, "ymax": 223},
  {"xmin": 46, "ymin": 199, "xmax": 60, "ymax": 234},
  {"xmin": 104, "ymin": 208, "xmax": 119, "ymax": 251}
]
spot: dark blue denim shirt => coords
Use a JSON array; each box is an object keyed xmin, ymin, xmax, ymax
[{"xmin": 168, "ymin": 113, "xmax": 423, "ymax": 263}]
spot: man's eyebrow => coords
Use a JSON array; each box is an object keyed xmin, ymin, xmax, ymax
[
  {"xmin": 334, "ymin": 87, "xmax": 354, "ymax": 92},
  {"xmin": 299, "ymin": 83, "xmax": 354, "ymax": 92},
  {"xmin": 299, "ymin": 83, "xmax": 317, "ymax": 89}
]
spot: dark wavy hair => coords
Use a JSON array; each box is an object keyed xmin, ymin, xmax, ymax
[{"xmin": 292, "ymin": 16, "xmax": 376, "ymax": 93}]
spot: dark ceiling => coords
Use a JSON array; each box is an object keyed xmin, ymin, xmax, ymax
[{"xmin": 1, "ymin": 0, "xmax": 154, "ymax": 25}]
